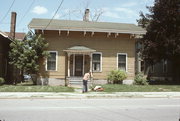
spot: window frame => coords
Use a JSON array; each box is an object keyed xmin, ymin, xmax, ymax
[
  {"xmin": 46, "ymin": 51, "xmax": 58, "ymax": 71},
  {"xmin": 117, "ymin": 53, "xmax": 128, "ymax": 72},
  {"xmin": 92, "ymin": 52, "xmax": 102, "ymax": 72}
]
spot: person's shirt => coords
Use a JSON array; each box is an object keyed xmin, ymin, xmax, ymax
[{"xmin": 83, "ymin": 73, "xmax": 92, "ymax": 80}]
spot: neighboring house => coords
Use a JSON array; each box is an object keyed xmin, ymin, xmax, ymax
[
  {"xmin": 28, "ymin": 11, "xmax": 145, "ymax": 86},
  {"xmin": 0, "ymin": 31, "xmax": 12, "ymax": 82},
  {"xmin": 0, "ymin": 31, "xmax": 26, "ymax": 83},
  {"xmin": 0, "ymin": 12, "xmax": 26, "ymax": 84},
  {"xmin": 135, "ymin": 42, "xmax": 173, "ymax": 83},
  {"xmin": 6, "ymin": 32, "xmax": 26, "ymax": 41},
  {"xmin": 147, "ymin": 60, "xmax": 173, "ymax": 82}
]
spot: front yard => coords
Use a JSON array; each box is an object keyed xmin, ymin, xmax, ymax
[
  {"xmin": 0, "ymin": 81, "xmax": 180, "ymax": 92},
  {"xmin": 0, "ymin": 82, "xmax": 74, "ymax": 92},
  {"xmin": 101, "ymin": 84, "xmax": 180, "ymax": 92}
]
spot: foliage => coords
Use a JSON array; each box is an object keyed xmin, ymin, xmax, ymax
[
  {"xmin": 9, "ymin": 31, "xmax": 49, "ymax": 74},
  {"xmin": 137, "ymin": 0, "xmax": 180, "ymax": 81},
  {"xmin": 137, "ymin": 11, "xmax": 151, "ymax": 28},
  {"xmin": 0, "ymin": 77, "xmax": 5, "ymax": 85},
  {"xmin": 134, "ymin": 73, "xmax": 148, "ymax": 85},
  {"xmin": 107, "ymin": 70, "xmax": 127, "ymax": 84}
]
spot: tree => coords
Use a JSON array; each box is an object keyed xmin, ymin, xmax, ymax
[
  {"xmin": 9, "ymin": 31, "xmax": 49, "ymax": 84},
  {"xmin": 137, "ymin": 11, "xmax": 151, "ymax": 29},
  {"xmin": 138, "ymin": 0, "xmax": 180, "ymax": 82},
  {"xmin": 60, "ymin": 0, "xmax": 104, "ymax": 22}
]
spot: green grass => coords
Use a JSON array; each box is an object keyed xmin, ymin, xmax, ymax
[
  {"xmin": 101, "ymin": 84, "xmax": 180, "ymax": 92},
  {"xmin": 0, "ymin": 82, "xmax": 74, "ymax": 92},
  {"xmin": 1, "ymin": 82, "xmax": 180, "ymax": 92}
]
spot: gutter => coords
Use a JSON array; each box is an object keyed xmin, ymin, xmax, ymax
[{"xmin": 28, "ymin": 26, "xmax": 146, "ymax": 35}]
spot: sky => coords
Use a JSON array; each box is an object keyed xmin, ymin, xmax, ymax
[{"xmin": 0, "ymin": 0, "xmax": 154, "ymax": 33}]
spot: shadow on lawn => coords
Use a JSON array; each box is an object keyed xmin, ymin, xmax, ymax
[
  {"xmin": 149, "ymin": 80, "xmax": 180, "ymax": 85},
  {"xmin": 16, "ymin": 81, "xmax": 35, "ymax": 86}
]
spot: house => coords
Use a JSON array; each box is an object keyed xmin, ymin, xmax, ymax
[
  {"xmin": 0, "ymin": 12, "xmax": 26, "ymax": 84},
  {"xmin": 135, "ymin": 38, "xmax": 176, "ymax": 84},
  {"xmin": 6, "ymin": 32, "xmax": 26, "ymax": 41},
  {"xmin": 0, "ymin": 31, "xmax": 12, "ymax": 82},
  {"xmin": 136, "ymin": 54, "xmax": 173, "ymax": 84},
  {"xmin": 28, "ymin": 9, "xmax": 145, "ymax": 86},
  {"xmin": 0, "ymin": 31, "xmax": 26, "ymax": 83}
]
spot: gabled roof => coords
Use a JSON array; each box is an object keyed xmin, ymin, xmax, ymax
[
  {"xmin": 64, "ymin": 45, "xmax": 96, "ymax": 54},
  {"xmin": 0, "ymin": 30, "xmax": 11, "ymax": 44},
  {"xmin": 5, "ymin": 32, "xmax": 26, "ymax": 40},
  {"xmin": 28, "ymin": 18, "xmax": 146, "ymax": 34},
  {"xmin": 0, "ymin": 31, "xmax": 9, "ymax": 38}
]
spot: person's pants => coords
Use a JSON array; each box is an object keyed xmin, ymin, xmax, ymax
[{"xmin": 83, "ymin": 80, "xmax": 88, "ymax": 92}]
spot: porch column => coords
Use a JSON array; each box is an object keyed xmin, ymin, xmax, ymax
[
  {"xmin": 83, "ymin": 54, "xmax": 85, "ymax": 75},
  {"xmin": 90, "ymin": 53, "xmax": 93, "ymax": 73},
  {"xmin": 73, "ymin": 54, "xmax": 75, "ymax": 76},
  {"xmin": 67, "ymin": 53, "xmax": 70, "ymax": 77}
]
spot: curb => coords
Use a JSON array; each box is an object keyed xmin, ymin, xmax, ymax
[{"xmin": 0, "ymin": 92, "xmax": 180, "ymax": 99}]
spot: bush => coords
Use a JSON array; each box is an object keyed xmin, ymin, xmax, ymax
[
  {"xmin": 107, "ymin": 70, "xmax": 127, "ymax": 84},
  {"xmin": 134, "ymin": 73, "xmax": 148, "ymax": 85},
  {"xmin": 0, "ymin": 77, "xmax": 5, "ymax": 85}
]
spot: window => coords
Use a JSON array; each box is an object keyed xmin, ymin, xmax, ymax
[
  {"xmin": 163, "ymin": 60, "xmax": 167, "ymax": 73},
  {"xmin": 46, "ymin": 51, "xmax": 58, "ymax": 71},
  {"xmin": 117, "ymin": 53, "xmax": 127, "ymax": 71},
  {"xmin": 92, "ymin": 53, "xmax": 102, "ymax": 72}
]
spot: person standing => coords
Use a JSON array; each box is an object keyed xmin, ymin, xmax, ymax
[{"xmin": 82, "ymin": 71, "xmax": 93, "ymax": 93}]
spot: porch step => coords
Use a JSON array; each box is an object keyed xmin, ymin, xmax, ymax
[
  {"xmin": 68, "ymin": 77, "xmax": 91, "ymax": 87},
  {"xmin": 68, "ymin": 77, "xmax": 83, "ymax": 86}
]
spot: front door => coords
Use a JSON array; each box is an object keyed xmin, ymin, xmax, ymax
[{"xmin": 75, "ymin": 55, "xmax": 83, "ymax": 76}]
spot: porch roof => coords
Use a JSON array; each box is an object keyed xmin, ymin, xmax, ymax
[{"xmin": 63, "ymin": 45, "xmax": 96, "ymax": 54}]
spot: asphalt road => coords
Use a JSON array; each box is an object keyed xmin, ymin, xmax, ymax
[{"xmin": 0, "ymin": 98, "xmax": 180, "ymax": 121}]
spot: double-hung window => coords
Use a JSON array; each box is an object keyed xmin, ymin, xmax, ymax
[
  {"xmin": 46, "ymin": 51, "xmax": 58, "ymax": 71},
  {"xmin": 117, "ymin": 53, "xmax": 127, "ymax": 71},
  {"xmin": 92, "ymin": 53, "xmax": 102, "ymax": 72}
]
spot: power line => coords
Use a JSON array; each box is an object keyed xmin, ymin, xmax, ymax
[
  {"xmin": 44, "ymin": 0, "xmax": 64, "ymax": 30},
  {"xmin": 17, "ymin": 0, "xmax": 35, "ymax": 26},
  {"xmin": 1, "ymin": 0, "xmax": 16, "ymax": 23}
]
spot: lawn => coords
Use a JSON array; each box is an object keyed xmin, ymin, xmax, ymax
[
  {"xmin": 101, "ymin": 84, "xmax": 180, "ymax": 92},
  {"xmin": 1, "ymin": 82, "xmax": 180, "ymax": 92},
  {"xmin": 0, "ymin": 82, "xmax": 74, "ymax": 92}
]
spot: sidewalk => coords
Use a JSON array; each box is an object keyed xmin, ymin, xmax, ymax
[{"xmin": 0, "ymin": 92, "xmax": 180, "ymax": 99}]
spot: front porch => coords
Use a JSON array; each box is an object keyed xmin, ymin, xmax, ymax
[{"xmin": 64, "ymin": 45, "xmax": 96, "ymax": 86}]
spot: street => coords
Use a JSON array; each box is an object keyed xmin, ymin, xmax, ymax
[{"xmin": 0, "ymin": 98, "xmax": 180, "ymax": 121}]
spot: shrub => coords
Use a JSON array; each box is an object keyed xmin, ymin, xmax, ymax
[
  {"xmin": 134, "ymin": 73, "xmax": 148, "ymax": 85},
  {"xmin": 0, "ymin": 77, "xmax": 5, "ymax": 85},
  {"xmin": 107, "ymin": 70, "xmax": 127, "ymax": 84}
]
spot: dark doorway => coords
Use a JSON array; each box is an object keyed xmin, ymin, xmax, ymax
[{"xmin": 75, "ymin": 55, "xmax": 83, "ymax": 76}]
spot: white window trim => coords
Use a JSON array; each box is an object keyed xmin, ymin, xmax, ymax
[
  {"xmin": 46, "ymin": 51, "xmax": 58, "ymax": 71},
  {"xmin": 92, "ymin": 52, "xmax": 102, "ymax": 72},
  {"xmin": 117, "ymin": 53, "xmax": 128, "ymax": 72}
]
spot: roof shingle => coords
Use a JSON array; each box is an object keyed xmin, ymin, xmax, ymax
[{"xmin": 29, "ymin": 18, "xmax": 146, "ymax": 34}]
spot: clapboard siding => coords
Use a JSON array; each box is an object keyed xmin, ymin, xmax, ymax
[{"xmin": 38, "ymin": 30, "xmax": 135, "ymax": 81}]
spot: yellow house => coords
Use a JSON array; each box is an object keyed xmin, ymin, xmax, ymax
[{"xmin": 28, "ymin": 17, "xmax": 145, "ymax": 86}]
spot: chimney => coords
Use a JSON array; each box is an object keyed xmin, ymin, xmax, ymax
[
  {"xmin": 9, "ymin": 12, "xmax": 17, "ymax": 40},
  {"xmin": 83, "ymin": 9, "xmax": 90, "ymax": 22}
]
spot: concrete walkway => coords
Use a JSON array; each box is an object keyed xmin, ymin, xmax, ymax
[{"xmin": 0, "ymin": 92, "xmax": 180, "ymax": 99}]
